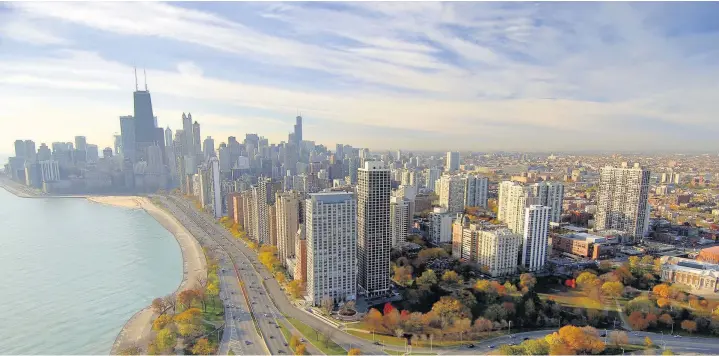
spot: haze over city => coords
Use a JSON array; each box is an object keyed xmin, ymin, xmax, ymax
[{"xmin": 2, "ymin": 2, "xmax": 719, "ymax": 153}]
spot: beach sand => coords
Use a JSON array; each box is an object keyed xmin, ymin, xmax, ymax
[{"xmin": 94, "ymin": 196, "xmax": 207, "ymax": 354}]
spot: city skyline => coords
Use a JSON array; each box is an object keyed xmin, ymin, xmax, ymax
[{"xmin": 2, "ymin": 2, "xmax": 719, "ymax": 153}]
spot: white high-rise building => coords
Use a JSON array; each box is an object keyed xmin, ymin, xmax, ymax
[
  {"xmin": 522, "ymin": 205, "xmax": 550, "ymax": 272},
  {"xmin": 452, "ymin": 220, "xmax": 520, "ymax": 277},
  {"xmin": 390, "ymin": 196, "xmax": 410, "ymax": 247},
  {"xmin": 276, "ymin": 191, "xmax": 301, "ymax": 266},
  {"xmin": 464, "ymin": 175, "xmax": 489, "ymax": 208},
  {"xmin": 446, "ymin": 151, "xmax": 460, "ymax": 172},
  {"xmin": 39, "ymin": 160, "xmax": 60, "ymax": 182},
  {"xmin": 439, "ymin": 175, "xmax": 465, "ymax": 213},
  {"xmin": 429, "ymin": 207, "xmax": 454, "ymax": 244},
  {"xmin": 595, "ymin": 163, "xmax": 651, "ymax": 241},
  {"xmin": 306, "ymin": 192, "xmax": 357, "ymax": 306},
  {"xmin": 357, "ymin": 161, "xmax": 391, "ymax": 297},
  {"xmin": 498, "ymin": 180, "xmax": 564, "ymax": 234},
  {"xmin": 425, "ymin": 168, "xmax": 441, "ymax": 193}
]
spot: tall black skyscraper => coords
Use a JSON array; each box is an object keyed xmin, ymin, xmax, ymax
[{"xmin": 132, "ymin": 69, "xmax": 159, "ymax": 162}]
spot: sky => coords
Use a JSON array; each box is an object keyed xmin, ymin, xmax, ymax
[{"xmin": 1, "ymin": 2, "xmax": 719, "ymax": 154}]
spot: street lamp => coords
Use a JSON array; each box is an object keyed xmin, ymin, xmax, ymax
[{"xmin": 508, "ymin": 321, "xmax": 512, "ymax": 336}]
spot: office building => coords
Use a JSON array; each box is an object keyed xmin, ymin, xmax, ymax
[
  {"xmin": 74, "ymin": 136, "xmax": 87, "ymax": 152},
  {"xmin": 294, "ymin": 116, "xmax": 303, "ymax": 147},
  {"xmin": 192, "ymin": 120, "xmax": 202, "ymax": 156},
  {"xmin": 14, "ymin": 140, "xmax": 25, "ymax": 158},
  {"xmin": 37, "ymin": 143, "xmax": 51, "ymax": 161},
  {"xmin": 24, "ymin": 140, "xmax": 36, "ymax": 163},
  {"xmin": 120, "ymin": 115, "xmax": 136, "ymax": 162},
  {"xmin": 203, "ymin": 136, "xmax": 215, "ymax": 160},
  {"xmin": 522, "ymin": 205, "xmax": 550, "ymax": 272},
  {"xmin": 39, "ymin": 160, "xmax": 60, "ymax": 182},
  {"xmin": 464, "ymin": 175, "xmax": 489, "ymax": 208},
  {"xmin": 446, "ymin": 151, "xmax": 459, "ymax": 172},
  {"xmin": 595, "ymin": 163, "xmax": 651, "ymax": 241},
  {"xmin": 86, "ymin": 144, "xmax": 99, "ymax": 163},
  {"xmin": 306, "ymin": 192, "xmax": 357, "ymax": 305},
  {"xmin": 357, "ymin": 161, "xmax": 391, "ymax": 297}
]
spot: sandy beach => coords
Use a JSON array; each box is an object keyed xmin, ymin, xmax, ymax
[{"xmin": 91, "ymin": 196, "xmax": 207, "ymax": 355}]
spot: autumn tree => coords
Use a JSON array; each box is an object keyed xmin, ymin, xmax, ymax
[
  {"xmin": 383, "ymin": 309, "xmax": 401, "ymax": 331},
  {"xmin": 321, "ymin": 296, "xmax": 334, "ymax": 316},
  {"xmin": 174, "ymin": 308, "xmax": 203, "ymax": 337},
  {"xmin": 178, "ymin": 289, "xmax": 196, "ymax": 310},
  {"xmin": 576, "ymin": 271, "xmax": 598, "ymax": 289},
  {"xmin": 275, "ymin": 272, "xmax": 287, "ymax": 285},
  {"xmin": 155, "ymin": 328, "xmax": 177, "ymax": 353},
  {"xmin": 151, "ymin": 298, "xmax": 168, "ymax": 315},
  {"xmin": 441, "ymin": 270, "xmax": 462, "ymax": 288},
  {"xmin": 653, "ymin": 284, "xmax": 672, "ymax": 299},
  {"xmin": 519, "ymin": 273, "xmax": 537, "ymax": 293},
  {"xmin": 294, "ymin": 343, "xmax": 307, "ymax": 355},
  {"xmin": 287, "ymin": 280, "xmax": 304, "ymax": 299},
  {"xmin": 663, "ymin": 349, "xmax": 675, "ymax": 356},
  {"xmin": 364, "ymin": 308, "xmax": 384, "ymax": 333},
  {"xmin": 658, "ymin": 313, "xmax": 673, "ymax": 327},
  {"xmin": 681, "ymin": 320, "xmax": 697, "ymax": 334},
  {"xmin": 152, "ymin": 314, "xmax": 174, "ymax": 331},
  {"xmin": 657, "ymin": 297, "xmax": 670, "ymax": 308},
  {"xmin": 206, "ymin": 282, "xmax": 219, "ymax": 307},
  {"xmin": 347, "ymin": 348, "xmax": 361, "ymax": 355},
  {"xmin": 601, "ymin": 281, "xmax": 624, "ymax": 299},
  {"xmin": 416, "ymin": 269, "xmax": 438, "ymax": 289},
  {"xmin": 163, "ymin": 294, "xmax": 177, "ymax": 314},
  {"xmin": 432, "ymin": 296, "xmax": 468, "ymax": 327},
  {"xmin": 191, "ymin": 338, "xmax": 215, "ymax": 355},
  {"xmin": 289, "ymin": 334, "xmax": 300, "ymax": 350},
  {"xmin": 392, "ymin": 265, "xmax": 413, "ymax": 286},
  {"xmin": 644, "ymin": 336, "xmax": 654, "ymax": 348},
  {"xmin": 609, "ymin": 331, "xmax": 628, "ymax": 346}
]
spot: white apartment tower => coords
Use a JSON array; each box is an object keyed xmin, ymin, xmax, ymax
[
  {"xmin": 390, "ymin": 196, "xmax": 411, "ymax": 247},
  {"xmin": 357, "ymin": 161, "xmax": 391, "ymax": 297},
  {"xmin": 498, "ymin": 180, "xmax": 564, "ymax": 234},
  {"xmin": 446, "ymin": 151, "xmax": 460, "ymax": 172},
  {"xmin": 595, "ymin": 163, "xmax": 651, "ymax": 241},
  {"xmin": 464, "ymin": 175, "xmax": 489, "ymax": 208},
  {"xmin": 210, "ymin": 157, "xmax": 222, "ymax": 218},
  {"xmin": 276, "ymin": 191, "xmax": 301, "ymax": 266},
  {"xmin": 522, "ymin": 205, "xmax": 550, "ymax": 272},
  {"xmin": 306, "ymin": 192, "xmax": 358, "ymax": 306},
  {"xmin": 452, "ymin": 219, "xmax": 521, "ymax": 277},
  {"xmin": 429, "ymin": 207, "xmax": 454, "ymax": 244},
  {"xmin": 439, "ymin": 175, "xmax": 465, "ymax": 213}
]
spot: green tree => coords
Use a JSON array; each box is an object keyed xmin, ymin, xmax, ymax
[
  {"xmin": 416, "ymin": 269, "xmax": 438, "ymax": 288},
  {"xmin": 441, "ymin": 270, "xmax": 462, "ymax": 288},
  {"xmin": 156, "ymin": 328, "xmax": 177, "ymax": 353}
]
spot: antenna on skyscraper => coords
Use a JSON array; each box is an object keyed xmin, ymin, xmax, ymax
[
  {"xmin": 143, "ymin": 68, "xmax": 148, "ymax": 91},
  {"xmin": 134, "ymin": 66, "xmax": 138, "ymax": 91}
]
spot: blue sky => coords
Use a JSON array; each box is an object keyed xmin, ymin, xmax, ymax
[{"xmin": 1, "ymin": 2, "xmax": 719, "ymax": 154}]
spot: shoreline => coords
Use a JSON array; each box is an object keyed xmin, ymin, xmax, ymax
[{"xmin": 90, "ymin": 196, "xmax": 208, "ymax": 355}]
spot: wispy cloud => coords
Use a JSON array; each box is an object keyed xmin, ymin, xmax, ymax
[{"xmin": 1, "ymin": 2, "xmax": 718, "ymax": 152}]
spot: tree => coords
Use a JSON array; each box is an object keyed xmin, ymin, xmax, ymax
[
  {"xmin": 441, "ymin": 270, "xmax": 462, "ymax": 288},
  {"xmin": 178, "ymin": 289, "xmax": 197, "ymax": 310},
  {"xmin": 392, "ymin": 265, "xmax": 413, "ymax": 286},
  {"xmin": 191, "ymin": 338, "xmax": 215, "ymax": 355},
  {"xmin": 163, "ymin": 294, "xmax": 177, "ymax": 314},
  {"xmin": 347, "ymin": 348, "xmax": 361, "ymax": 356},
  {"xmin": 629, "ymin": 311, "xmax": 649, "ymax": 330},
  {"xmin": 294, "ymin": 343, "xmax": 306, "ymax": 355},
  {"xmin": 522, "ymin": 339, "xmax": 549, "ymax": 355},
  {"xmin": 153, "ymin": 314, "xmax": 174, "ymax": 331},
  {"xmin": 151, "ymin": 298, "xmax": 168, "ymax": 315},
  {"xmin": 156, "ymin": 328, "xmax": 177, "ymax": 353},
  {"xmin": 383, "ymin": 302, "xmax": 395, "ymax": 315},
  {"xmin": 206, "ymin": 283, "xmax": 219, "ymax": 307},
  {"xmin": 321, "ymin": 296, "xmax": 335, "ymax": 315},
  {"xmin": 557, "ymin": 325, "xmax": 605, "ymax": 354},
  {"xmin": 609, "ymin": 331, "xmax": 628, "ymax": 346},
  {"xmin": 644, "ymin": 336, "xmax": 654, "ymax": 348},
  {"xmin": 276, "ymin": 272, "xmax": 287, "ymax": 285},
  {"xmin": 364, "ymin": 308, "xmax": 384, "ymax": 333},
  {"xmin": 601, "ymin": 281, "xmax": 624, "ymax": 299},
  {"xmin": 289, "ymin": 334, "xmax": 300, "ymax": 350},
  {"xmin": 663, "ymin": 349, "xmax": 675, "ymax": 356},
  {"xmin": 474, "ymin": 279, "xmax": 492, "ymax": 293},
  {"xmin": 416, "ymin": 269, "xmax": 438, "ymax": 289},
  {"xmin": 175, "ymin": 308, "xmax": 203, "ymax": 337},
  {"xmin": 657, "ymin": 298, "xmax": 670, "ymax": 308},
  {"xmin": 576, "ymin": 271, "xmax": 598, "ymax": 289},
  {"xmin": 681, "ymin": 320, "xmax": 697, "ymax": 334},
  {"xmin": 659, "ymin": 313, "xmax": 673, "ymax": 327},
  {"xmin": 653, "ymin": 284, "xmax": 672, "ymax": 299},
  {"xmin": 287, "ymin": 280, "xmax": 304, "ymax": 299},
  {"xmin": 432, "ymin": 296, "xmax": 467, "ymax": 326},
  {"xmin": 384, "ymin": 309, "xmax": 401, "ymax": 331},
  {"xmin": 519, "ymin": 273, "xmax": 537, "ymax": 292},
  {"xmin": 484, "ymin": 303, "xmax": 508, "ymax": 322},
  {"xmin": 473, "ymin": 317, "xmax": 493, "ymax": 332}
]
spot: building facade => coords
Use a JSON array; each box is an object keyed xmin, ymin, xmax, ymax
[
  {"xmin": 595, "ymin": 163, "xmax": 651, "ymax": 241},
  {"xmin": 522, "ymin": 205, "xmax": 550, "ymax": 272},
  {"xmin": 357, "ymin": 161, "xmax": 391, "ymax": 297}
]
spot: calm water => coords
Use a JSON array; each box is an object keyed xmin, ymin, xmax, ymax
[{"xmin": 0, "ymin": 188, "xmax": 182, "ymax": 355}]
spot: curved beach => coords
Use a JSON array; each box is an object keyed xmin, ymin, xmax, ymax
[{"xmin": 88, "ymin": 196, "xmax": 207, "ymax": 354}]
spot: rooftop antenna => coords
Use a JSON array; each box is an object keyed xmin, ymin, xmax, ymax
[
  {"xmin": 134, "ymin": 66, "xmax": 138, "ymax": 91},
  {"xmin": 143, "ymin": 68, "xmax": 148, "ymax": 91}
]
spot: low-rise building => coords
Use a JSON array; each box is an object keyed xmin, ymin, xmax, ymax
[
  {"xmin": 660, "ymin": 256, "xmax": 719, "ymax": 293},
  {"xmin": 550, "ymin": 232, "xmax": 614, "ymax": 260}
]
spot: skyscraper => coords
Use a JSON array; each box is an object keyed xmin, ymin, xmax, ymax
[
  {"xmin": 438, "ymin": 175, "xmax": 465, "ymax": 213},
  {"xmin": 357, "ymin": 161, "xmax": 391, "ymax": 297},
  {"xmin": 14, "ymin": 140, "xmax": 25, "ymax": 158},
  {"xmin": 446, "ymin": 151, "xmax": 460, "ymax": 172},
  {"xmin": 86, "ymin": 144, "xmax": 99, "ymax": 163},
  {"xmin": 306, "ymin": 191, "xmax": 357, "ymax": 306},
  {"xmin": 132, "ymin": 73, "xmax": 158, "ymax": 162},
  {"xmin": 210, "ymin": 157, "xmax": 222, "ymax": 218},
  {"xmin": 522, "ymin": 205, "xmax": 550, "ymax": 272},
  {"xmin": 182, "ymin": 113, "xmax": 194, "ymax": 156},
  {"xmin": 120, "ymin": 115, "xmax": 136, "ymax": 162},
  {"xmin": 193, "ymin": 121, "xmax": 202, "ymax": 156},
  {"xmin": 203, "ymin": 136, "xmax": 215, "ymax": 160},
  {"xmin": 390, "ymin": 196, "xmax": 411, "ymax": 247},
  {"xmin": 464, "ymin": 175, "xmax": 489, "ymax": 208},
  {"xmin": 595, "ymin": 163, "xmax": 651, "ymax": 241},
  {"xmin": 498, "ymin": 180, "xmax": 564, "ymax": 234},
  {"xmin": 294, "ymin": 116, "xmax": 303, "ymax": 147},
  {"xmin": 276, "ymin": 191, "xmax": 301, "ymax": 266}
]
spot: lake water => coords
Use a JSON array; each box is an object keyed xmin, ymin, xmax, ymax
[{"xmin": 0, "ymin": 188, "xmax": 182, "ymax": 354}]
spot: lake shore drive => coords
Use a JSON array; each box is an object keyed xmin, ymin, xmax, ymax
[{"xmin": 88, "ymin": 196, "xmax": 208, "ymax": 355}]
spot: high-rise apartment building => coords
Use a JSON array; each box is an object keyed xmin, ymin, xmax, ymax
[
  {"xmin": 357, "ymin": 161, "xmax": 391, "ymax": 297},
  {"xmin": 446, "ymin": 151, "xmax": 460, "ymax": 172},
  {"xmin": 276, "ymin": 191, "xmax": 301, "ymax": 266},
  {"xmin": 306, "ymin": 192, "xmax": 357, "ymax": 305},
  {"xmin": 498, "ymin": 180, "xmax": 564, "ymax": 234},
  {"xmin": 390, "ymin": 196, "xmax": 411, "ymax": 247},
  {"xmin": 464, "ymin": 175, "xmax": 489, "ymax": 208},
  {"xmin": 425, "ymin": 168, "xmax": 441, "ymax": 193},
  {"xmin": 452, "ymin": 219, "xmax": 521, "ymax": 277},
  {"xmin": 438, "ymin": 175, "xmax": 465, "ymax": 213},
  {"xmin": 429, "ymin": 207, "xmax": 454, "ymax": 245},
  {"xmin": 595, "ymin": 163, "xmax": 651, "ymax": 241},
  {"xmin": 210, "ymin": 157, "xmax": 222, "ymax": 218},
  {"xmin": 522, "ymin": 205, "xmax": 550, "ymax": 272}
]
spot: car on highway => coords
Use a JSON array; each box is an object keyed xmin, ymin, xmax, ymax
[
  {"xmin": 245, "ymin": 341, "xmax": 251, "ymax": 345},
  {"xmin": 466, "ymin": 344, "xmax": 475, "ymax": 348},
  {"xmin": 270, "ymin": 336, "xmax": 274, "ymax": 339},
  {"xmin": 488, "ymin": 345, "xmax": 495, "ymax": 349}
]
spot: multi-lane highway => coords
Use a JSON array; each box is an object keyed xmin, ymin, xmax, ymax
[
  {"xmin": 158, "ymin": 196, "xmax": 266, "ymax": 355},
  {"xmin": 163, "ymin": 195, "xmax": 293, "ymax": 355}
]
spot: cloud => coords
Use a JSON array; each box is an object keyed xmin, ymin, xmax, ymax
[{"xmin": 1, "ymin": 2, "xmax": 719, "ymax": 153}]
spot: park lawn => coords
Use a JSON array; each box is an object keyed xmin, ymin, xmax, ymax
[
  {"xmin": 201, "ymin": 298, "xmax": 225, "ymax": 325},
  {"xmin": 287, "ymin": 317, "xmax": 346, "ymax": 355},
  {"xmin": 539, "ymin": 290, "xmax": 624, "ymax": 312},
  {"xmin": 278, "ymin": 320, "xmax": 293, "ymax": 342},
  {"xmin": 346, "ymin": 330, "xmax": 501, "ymax": 348},
  {"xmin": 601, "ymin": 344, "xmax": 647, "ymax": 355}
]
